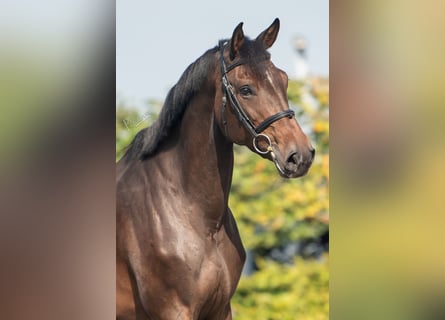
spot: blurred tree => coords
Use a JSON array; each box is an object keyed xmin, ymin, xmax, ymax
[
  {"xmin": 116, "ymin": 99, "xmax": 157, "ymax": 161},
  {"xmin": 232, "ymin": 257, "xmax": 329, "ymax": 320},
  {"xmin": 230, "ymin": 77, "xmax": 329, "ymax": 318}
]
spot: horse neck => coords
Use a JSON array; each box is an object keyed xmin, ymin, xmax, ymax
[{"xmin": 174, "ymin": 90, "xmax": 234, "ymax": 228}]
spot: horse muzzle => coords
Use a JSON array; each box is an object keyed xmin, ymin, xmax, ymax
[{"xmin": 270, "ymin": 146, "xmax": 315, "ymax": 178}]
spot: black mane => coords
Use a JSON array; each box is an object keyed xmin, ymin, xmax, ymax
[{"xmin": 122, "ymin": 37, "xmax": 270, "ymax": 161}]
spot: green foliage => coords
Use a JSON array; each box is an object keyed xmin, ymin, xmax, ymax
[
  {"xmin": 229, "ymin": 78, "xmax": 329, "ymax": 250},
  {"xmin": 116, "ymin": 99, "xmax": 157, "ymax": 161},
  {"xmin": 230, "ymin": 78, "xmax": 329, "ymax": 319},
  {"xmin": 232, "ymin": 257, "xmax": 329, "ymax": 320},
  {"xmin": 229, "ymin": 145, "xmax": 328, "ymax": 249},
  {"xmin": 115, "ymin": 77, "xmax": 329, "ymax": 319}
]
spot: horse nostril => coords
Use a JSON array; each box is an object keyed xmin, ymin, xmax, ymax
[{"xmin": 287, "ymin": 152, "xmax": 300, "ymax": 165}]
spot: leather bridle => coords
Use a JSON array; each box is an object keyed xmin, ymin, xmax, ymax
[{"xmin": 218, "ymin": 40, "xmax": 295, "ymax": 155}]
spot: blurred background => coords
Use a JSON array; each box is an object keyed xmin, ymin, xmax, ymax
[
  {"xmin": 0, "ymin": 1, "xmax": 115, "ymax": 319},
  {"xmin": 331, "ymin": 1, "xmax": 445, "ymax": 319},
  {"xmin": 117, "ymin": 1, "xmax": 329, "ymax": 319}
]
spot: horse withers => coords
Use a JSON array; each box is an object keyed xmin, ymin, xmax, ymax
[{"xmin": 116, "ymin": 18, "xmax": 314, "ymax": 320}]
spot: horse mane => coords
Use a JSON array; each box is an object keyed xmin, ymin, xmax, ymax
[{"xmin": 122, "ymin": 37, "xmax": 270, "ymax": 162}]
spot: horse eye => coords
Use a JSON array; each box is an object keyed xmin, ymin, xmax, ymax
[{"xmin": 239, "ymin": 86, "xmax": 253, "ymax": 96}]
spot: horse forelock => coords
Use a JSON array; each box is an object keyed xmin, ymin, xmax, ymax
[{"xmin": 238, "ymin": 37, "xmax": 271, "ymax": 76}]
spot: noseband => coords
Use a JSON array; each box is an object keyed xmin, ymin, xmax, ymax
[{"xmin": 219, "ymin": 41, "xmax": 295, "ymax": 154}]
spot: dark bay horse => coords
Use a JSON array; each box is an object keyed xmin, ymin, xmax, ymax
[{"xmin": 116, "ymin": 18, "xmax": 314, "ymax": 319}]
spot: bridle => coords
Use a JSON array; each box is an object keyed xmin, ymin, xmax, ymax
[{"xmin": 218, "ymin": 40, "xmax": 295, "ymax": 155}]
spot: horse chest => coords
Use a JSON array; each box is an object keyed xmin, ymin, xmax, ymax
[
  {"xmin": 186, "ymin": 239, "xmax": 239, "ymax": 316},
  {"xmin": 198, "ymin": 245, "xmax": 234, "ymax": 294},
  {"xmin": 159, "ymin": 233, "xmax": 238, "ymax": 290},
  {"xmin": 145, "ymin": 227, "xmax": 241, "ymax": 313}
]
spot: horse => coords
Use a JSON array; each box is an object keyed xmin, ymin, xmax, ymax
[{"xmin": 116, "ymin": 18, "xmax": 315, "ymax": 320}]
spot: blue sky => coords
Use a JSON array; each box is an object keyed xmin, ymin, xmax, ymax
[{"xmin": 117, "ymin": 0, "xmax": 328, "ymax": 109}]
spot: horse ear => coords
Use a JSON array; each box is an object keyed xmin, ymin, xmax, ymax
[
  {"xmin": 230, "ymin": 22, "xmax": 244, "ymax": 60},
  {"xmin": 256, "ymin": 18, "xmax": 280, "ymax": 49}
]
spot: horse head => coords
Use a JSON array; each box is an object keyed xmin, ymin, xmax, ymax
[{"xmin": 215, "ymin": 19, "xmax": 315, "ymax": 178}]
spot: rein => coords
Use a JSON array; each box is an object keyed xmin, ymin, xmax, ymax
[{"xmin": 218, "ymin": 40, "xmax": 295, "ymax": 155}]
